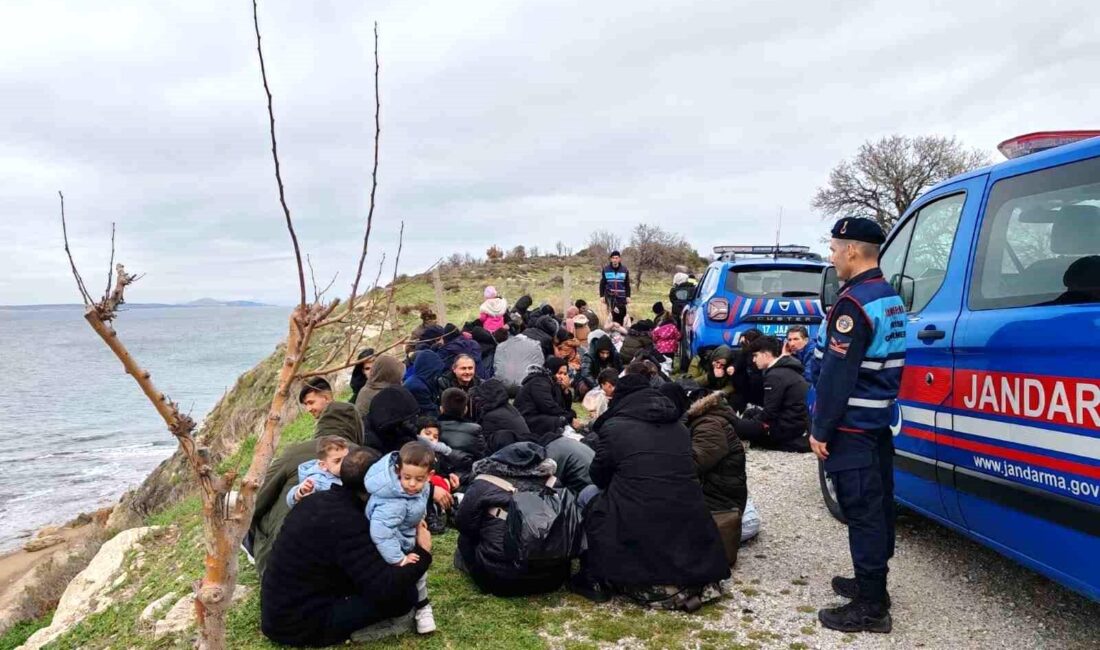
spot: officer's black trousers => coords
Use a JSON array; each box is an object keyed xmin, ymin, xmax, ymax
[{"xmin": 832, "ymin": 429, "xmax": 895, "ymax": 603}]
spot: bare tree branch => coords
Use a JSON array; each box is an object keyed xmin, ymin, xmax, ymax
[
  {"xmin": 376, "ymin": 221, "xmax": 405, "ymax": 338},
  {"xmin": 105, "ymin": 222, "xmax": 116, "ymax": 299},
  {"xmin": 345, "ymin": 21, "xmax": 382, "ymax": 314},
  {"xmin": 58, "ymin": 192, "xmax": 93, "ymax": 306},
  {"xmin": 252, "ymin": 0, "xmax": 307, "ymax": 308}
]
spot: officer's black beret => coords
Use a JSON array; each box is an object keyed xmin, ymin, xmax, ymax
[{"xmin": 831, "ymin": 217, "xmax": 885, "ymax": 244}]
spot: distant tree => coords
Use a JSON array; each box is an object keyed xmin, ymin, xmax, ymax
[
  {"xmin": 628, "ymin": 224, "xmax": 686, "ymax": 289},
  {"xmin": 812, "ymin": 135, "xmax": 991, "ymax": 232},
  {"xmin": 586, "ymin": 230, "xmax": 623, "ymax": 266},
  {"xmin": 486, "ymin": 245, "xmax": 504, "ymax": 261},
  {"xmin": 446, "ymin": 252, "xmax": 466, "ymax": 268},
  {"xmin": 529, "ymin": 245, "xmax": 541, "ymax": 258},
  {"xmin": 507, "ymin": 245, "xmax": 527, "ymax": 261},
  {"xmin": 554, "ymin": 240, "xmax": 573, "ymax": 257}
]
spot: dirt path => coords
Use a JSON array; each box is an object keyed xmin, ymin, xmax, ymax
[{"xmin": 720, "ymin": 447, "xmax": 1100, "ymax": 649}]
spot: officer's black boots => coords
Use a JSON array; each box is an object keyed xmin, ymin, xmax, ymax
[
  {"xmin": 818, "ymin": 600, "xmax": 892, "ymax": 633},
  {"xmin": 831, "ymin": 576, "xmax": 892, "ymax": 608}
]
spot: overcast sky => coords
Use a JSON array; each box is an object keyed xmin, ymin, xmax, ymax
[{"xmin": 2, "ymin": 0, "xmax": 1096, "ymax": 305}]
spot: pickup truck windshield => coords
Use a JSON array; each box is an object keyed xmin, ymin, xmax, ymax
[{"xmin": 725, "ymin": 267, "xmax": 821, "ymax": 298}]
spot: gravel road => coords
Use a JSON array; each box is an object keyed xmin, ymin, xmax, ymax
[{"xmin": 716, "ymin": 447, "xmax": 1100, "ymax": 649}]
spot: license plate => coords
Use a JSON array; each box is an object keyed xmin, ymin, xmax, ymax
[{"xmin": 757, "ymin": 324, "xmax": 790, "ymax": 337}]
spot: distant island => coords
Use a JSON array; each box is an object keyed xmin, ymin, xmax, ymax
[{"xmin": 0, "ymin": 299, "xmax": 274, "ymax": 310}]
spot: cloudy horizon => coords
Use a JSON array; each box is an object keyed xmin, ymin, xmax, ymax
[{"xmin": 3, "ymin": 0, "xmax": 1096, "ymax": 305}]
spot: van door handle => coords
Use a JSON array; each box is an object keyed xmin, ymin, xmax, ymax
[{"xmin": 917, "ymin": 327, "xmax": 946, "ymax": 341}]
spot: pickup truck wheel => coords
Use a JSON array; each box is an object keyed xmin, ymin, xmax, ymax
[{"xmin": 818, "ymin": 458, "xmax": 846, "ymax": 523}]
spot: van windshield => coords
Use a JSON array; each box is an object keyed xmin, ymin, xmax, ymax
[{"xmin": 724, "ymin": 266, "xmax": 821, "ymax": 298}]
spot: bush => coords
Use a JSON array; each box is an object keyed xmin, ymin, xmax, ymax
[{"xmin": 507, "ymin": 245, "xmax": 526, "ymax": 261}]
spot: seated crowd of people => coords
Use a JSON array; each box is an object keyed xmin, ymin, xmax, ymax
[{"xmin": 249, "ymin": 281, "xmax": 815, "ymax": 646}]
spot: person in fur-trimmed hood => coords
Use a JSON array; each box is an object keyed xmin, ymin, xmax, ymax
[
  {"xmin": 453, "ymin": 442, "xmax": 570, "ymax": 596},
  {"xmin": 685, "ymin": 390, "xmax": 747, "ymax": 514}
]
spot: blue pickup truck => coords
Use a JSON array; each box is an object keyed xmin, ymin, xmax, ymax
[
  {"xmin": 817, "ymin": 130, "xmax": 1100, "ymax": 602},
  {"xmin": 679, "ymin": 245, "xmax": 827, "ymax": 371}
]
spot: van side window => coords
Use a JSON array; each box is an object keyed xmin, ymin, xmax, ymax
[
  {"xmin": 971, "ymin": 157, "xmax": 1100, "ymax": 310},
  {"xmin": 903, "ymin": 193, "xmax": 965, "ymax": 313},
  {"xmin": 879, "ymin": 193, "xmax": 964, "ymax": 313},
  {"xmin": 879, "ymin": 217, "xmax": 915, "ymax": 293}
]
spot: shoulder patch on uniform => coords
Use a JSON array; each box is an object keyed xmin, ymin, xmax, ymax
[{"xmin": 836, "ymin": 315, "xmax": 854, "ymax": 334}]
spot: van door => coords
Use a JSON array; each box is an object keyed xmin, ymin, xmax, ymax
[
  {"xmin": 885, "ymin": 180, "xmax": 982, "ymax": 523},
  {"xmin": 950, "ymin": 155, "xmax": 1100, "ymax": 599}
]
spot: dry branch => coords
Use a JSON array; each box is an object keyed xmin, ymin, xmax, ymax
[
  {"xmin": 252, "ymin": 0, "xmax": 306, "ymax": 308},
  {"xmin": 345, "ymin": 21, "xmax": 382, "ymax": 314}
]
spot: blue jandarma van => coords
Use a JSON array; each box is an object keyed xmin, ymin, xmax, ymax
[{"xmin": 818, "ymin": 131, "xmax": 1100, "ymax": 602}]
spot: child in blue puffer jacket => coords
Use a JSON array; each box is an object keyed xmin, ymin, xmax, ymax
[
  {"xmin": 285, "ymin": 436, "xmax": 349, "ymax": 508},
  {"xmin": 365, "ymin": 441, "xmax": 437, "ymax": 634}
]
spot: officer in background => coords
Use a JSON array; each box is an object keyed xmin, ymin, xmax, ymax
[{"xmin": 810, "ymin": 217, "xmax": 906, "ymax": 634}]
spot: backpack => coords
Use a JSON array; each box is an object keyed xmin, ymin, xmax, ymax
[{"xmin": 475, "ymin": 474, "xmax": 581, "ymax": 569}]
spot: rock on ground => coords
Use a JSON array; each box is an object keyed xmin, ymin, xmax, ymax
[
  {"xmin": 139, "ymin": 591, "xmax": 177, "ymax": 625},
  {"xmin": 719, "ymin": 448, "xmax": 1100, "ymax": 649},
  {"xmin": 153, "ymin": 586, "xmax": 251, "ymax": 640},
  {"xmin": 21, "ymin": 535, "xmax": 64, "ymax": 553},
  {"xmin": 18, "ymin": 526, "xmax": 159, "ymax": 650}
]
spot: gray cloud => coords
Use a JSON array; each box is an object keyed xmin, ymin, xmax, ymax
[{"xmin": 2, "ymin": 0, "xmax": 1098, "ymax": 304}]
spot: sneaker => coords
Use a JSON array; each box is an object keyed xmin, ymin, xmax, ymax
[
  {"xmin": 817, "ymin": 600, "xmax": 892, "ymax": 634},
  {"xmin": 415, "ymin": 604, "xmax": 436, "ymax": 634},
  {"xmin": 567, "ymin": 573, "xmax": 612, "ymax": 603},
  {"xmin": 830, "ymin": 576, "xmax": 892, "ymax": 608},
  {"xmin": 350, "ymin": 611, "xmax": 415, "ymax": 642}
]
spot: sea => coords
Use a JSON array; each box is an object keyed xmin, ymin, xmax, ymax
[{"xmin": 0, "ymin": 305, "xmax": 290, "ymax": 552}]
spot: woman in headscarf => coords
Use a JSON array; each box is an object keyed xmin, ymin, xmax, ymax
[
  {"xmin": 348, "ymin": 348, "xmax": 376, "ymax": 404},
  {"xmin": 354, "ymin": 354, "xmax": 404, "ymax": 416}
]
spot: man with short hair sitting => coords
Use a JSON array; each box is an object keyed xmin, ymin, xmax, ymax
[
  {"xmin": 260, "ymin": 448, "xmax": 432, "ymax": 646},
  {"xmin": 783, "ymin": 325, "xmax": 815, "ymax": 382},
  {"xmin": 249, "ymin": 377, "xmax": 367, "ymax": 576},
  {"xmin": 732, "ymin": 336, "xmax": 810, "ymax": 452}
]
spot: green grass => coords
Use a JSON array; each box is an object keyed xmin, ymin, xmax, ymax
[
  {"xmin": 42, "ymin": 415, "xmax": 744, "ymax": 650},
  {"xmin": 0, "ymin": 614, "xmax": 52, "ymax": 650}
]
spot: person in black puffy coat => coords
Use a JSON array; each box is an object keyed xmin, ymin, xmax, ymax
[
  {"xmin": 453, "ymin": 442, "xmax": 569, "ymax": 596},
  {"xmin": 732, "ymin": 336, "xmax": 810, "ymax": 452},
  {"xmin": 438, "ymin": 388, "xmax": 488, "ymax": 484},
  {"xmin": 471, "ymin": 378, "xmax": 532, "ymax": 452},
  {"xmin": 514, "ymin": 358, "xmax": 578, "ymax": 435},
  {"xmin": 572, "ymin": 373, "xmax": 730, "ymax": 605}
]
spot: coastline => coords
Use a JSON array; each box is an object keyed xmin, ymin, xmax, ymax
[{"xmin": 0, "ymin": 509, "xmax": 110, "ymax": 631}]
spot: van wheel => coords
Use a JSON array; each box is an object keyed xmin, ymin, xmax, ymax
[
  {"xmin": 678, "ymin": 337, "xmax": 692, "ymax": 373},
  {"xmin": 818, "ymin": 459, "xmax": 846, "ymax": 523}
]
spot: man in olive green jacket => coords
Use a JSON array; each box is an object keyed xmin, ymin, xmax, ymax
[{"xmin": 248, "ymin": 378, "xmax": 368, "ymax": 577}]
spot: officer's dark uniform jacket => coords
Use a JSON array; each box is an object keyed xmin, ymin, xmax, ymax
[
  {"xmin": 599, "ymin": 264, "xmax": 631, "ymax": 301},
  {"xmin": 811, "ymin": 268, "xmax": 906, "ymax": 472}
]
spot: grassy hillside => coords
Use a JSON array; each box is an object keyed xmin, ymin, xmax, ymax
[{"xmin": 2, "ymin": 255, "xmax": 709, "ymax": 649}]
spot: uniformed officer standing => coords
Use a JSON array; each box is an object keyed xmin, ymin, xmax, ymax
[{"xmin": 810, "ymin": 217, "xmax": 906, "ymax": 634}]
